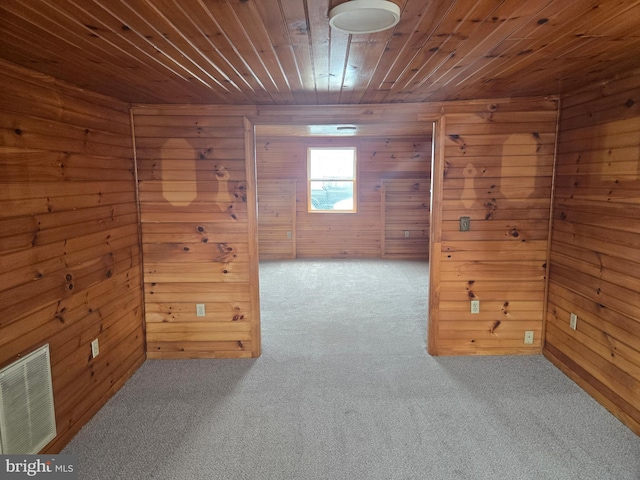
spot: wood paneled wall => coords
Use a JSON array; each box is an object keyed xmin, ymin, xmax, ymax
[
  {"xmin": 544, "ymin": 72, "xmax": 640, "ymax": 435},
  {"xmin": 6, "ymin": 50, "xmax": 635, "ymax": 451},
  {"xmin": 132, "ymin": 106, "xmax": 260, "ymax": 359},
  {"xmin": 134, "ymin": 100, "xmax": 559, "ymax": 358},
  {"xmin": 382, "ymin": 179, "xmax": 430, "ymax": 258},
  {"xmin": 255, "ymin": 136, "xmax": 432, "ymax": 258},
  {"xmin": 429, "ymin": 98, "xmax": 559, "ymax": 355},
  {"xmin": 0, "ymin": 61, "xmax": 145, "ymax": 452},
  {"xmin": 258, "ymin": 179, "xmax": 297, "ymax": 259}
]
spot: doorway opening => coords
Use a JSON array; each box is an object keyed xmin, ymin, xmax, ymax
[{"xmin": 249, "ymin": 120, "xmax": 438, "ymax": 356}]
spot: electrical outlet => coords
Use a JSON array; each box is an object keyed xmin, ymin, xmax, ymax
[
  {"xmin": 196, "ymin": 304, "xmax": 206, "ymax": 317},
  {"xmin": 470, "ymin": 300, "xmax": 480, "ymax": 314},
  {"xmin": 91, "ymin": 338, "xmax": 99, "ymax": 358},
  {"xmin": 287, "ymin": 231, "xmax": 292, "ymax": 239},
  {"xmin": 524, "ymin": 331, "xmax": 534, "ymax": 344},
  {"xmin": 404, "ymin": 230, "xmax": 410, "ymax": 238},
  {"xmin": 570, "ymin": 313, "xmax": 577, "ymax": 330}
]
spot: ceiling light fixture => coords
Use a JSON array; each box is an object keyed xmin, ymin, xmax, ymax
[{"xmin": 329, "ymin": 0, "xmax": 401, "ymax": 34}]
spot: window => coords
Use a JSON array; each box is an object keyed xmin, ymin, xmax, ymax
[{"xmin": 308, "ymin": 147, "xmax": 357, "ymax": 213}]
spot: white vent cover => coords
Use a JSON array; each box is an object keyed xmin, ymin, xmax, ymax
[{"xmin": 0, "ymin": 344, "xmax": 56, "ymax": 454}]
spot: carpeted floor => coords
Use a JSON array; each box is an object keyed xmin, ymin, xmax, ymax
[{"xmin": 63, "ymin": 259, "xmax": 640, "ymax": 479}]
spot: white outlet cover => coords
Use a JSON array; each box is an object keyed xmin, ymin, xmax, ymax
[
  {"xmin": 470, "ymin": 300, "xmax": 480, "ymax": 314},
  {"xmin": 196, "ymin": 304, "xmax": 206, "ymax": 317},
  {"xmin": 570, "ymin": 313, "xmax": 577, "ymax": 330},
  {"xmin": 91, "ymin": 338, "xmax": 99, "ymax": 358},
  {"xmin": 524, "ymin": 331, "xmax": 534, "ymax": 344}
]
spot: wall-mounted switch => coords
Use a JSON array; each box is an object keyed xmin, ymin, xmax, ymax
[
  {"xmin": 287, "ymin": 231, "xmax": 292, "ymax": 239},
  {"xmin": 404, "ymin": 230, "xmax": 410, "ymax": 238},
  {"xmin": 570, "ymin": 313, "xmax": 577, "ymax": 330},
  {"xmin": 196, "ymin": 304, "xmax": 206, "ymax": 317},
  {"xmin": 470, "ymin": 300, "xmax": 480, "ymax": 314},
  {"xmin": 460, "ymin": 216, "xmax": 471, "ymax": 232}
]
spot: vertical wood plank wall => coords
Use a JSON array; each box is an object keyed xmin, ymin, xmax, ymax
[
  {"xmin": 132, "ymin": 106, "xmax": 260, "ymax": 359},
  {"xmin": 430, "ymin": 98, "xmax": 559, "ymax": 355},
  {"xmin": 544, "ymin": 72, "xmax": 640, "ymax": 435},
  {"xmin": 0, "ymin": 62, "xmax": 145, "ymax": 452},
  {"xmin": 255, "ymin": 136, "xmax": 432, "ymax": 258}
]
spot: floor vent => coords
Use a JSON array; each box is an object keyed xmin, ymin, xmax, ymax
[{"xmin": 0, "ymin": 344, "xmax": 57, "ymax": 454}]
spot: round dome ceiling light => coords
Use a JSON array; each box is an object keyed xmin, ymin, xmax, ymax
[{"xmin": 329, "ymin": 0, "xmax": 401, "ymax": 34}]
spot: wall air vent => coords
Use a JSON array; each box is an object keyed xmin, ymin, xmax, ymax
[{"xmin": 0, "ymin": 344, "xmax": 57, "ymax": 454}]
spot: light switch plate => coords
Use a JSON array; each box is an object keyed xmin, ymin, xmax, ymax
[{"xmin": 460, "ymin": 216, "xmax": 471, "ymax": 231}]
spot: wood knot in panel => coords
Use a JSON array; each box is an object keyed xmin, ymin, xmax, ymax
[
  {"xmin": 501, "ymin": 302, "xmax": 510, "ymax": 315},
  {"xmin": 232, "ymin": 182, "xmax": 248, "ymax": 202},
  {"xmin": 484, "ymin": 199, "xmax": 497, "ymax": 220},
  {"xmin": 213, "ymin": 243, "xmax": 236, "ymax": 262}
]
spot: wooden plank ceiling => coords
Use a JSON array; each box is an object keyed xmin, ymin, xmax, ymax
[{"xmin": 1, "ymin": 0, "xmax": 639, "ymax": 105}]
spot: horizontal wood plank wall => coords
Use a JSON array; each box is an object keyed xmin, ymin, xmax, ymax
[
  {"xmin": 544, "ymin": 72, "xmax": 640, "ymax": 435},
  {"xmin": 257, "ymin": 179, "xmax": 296, "ymax": 259},
  {"xmin": 255, "ymin": 136, "xmax": 432, "ymax": 258},
  {"xmin": 132, "ymin": 105, "xmax": 260, "ymax": 359},
  {"xmin": 382, "ymin": 179, "xmax": 430, "ymax": 258},
  {"xmin": 0, "ymin": 61, "xmax": 145, "ymax": 453},
  {"xmin": 132, "ymin": 100, "xmax": 557, "ymax": 358},
  {"xmin": 433, "ymin": 98, "xmax": 559, "ymax": 355}
]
